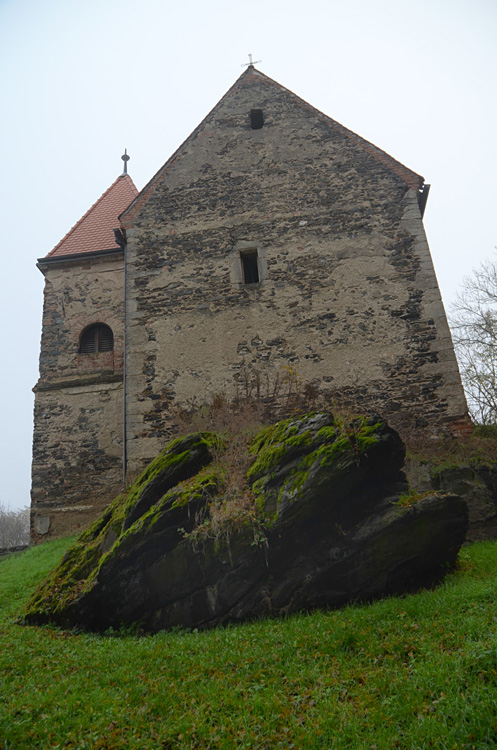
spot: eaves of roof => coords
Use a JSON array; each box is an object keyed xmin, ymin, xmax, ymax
[{"xmin": 37, "ymin": 247, "xmax": 123, "ymax": 269}]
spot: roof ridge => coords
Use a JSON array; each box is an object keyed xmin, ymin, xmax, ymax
[{"xmin": 46, "ymin": 174, "xmax": 138, "ymax": 258}]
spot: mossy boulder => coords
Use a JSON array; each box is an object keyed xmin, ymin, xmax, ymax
[{"xmin": 22, "ymin": 414, "xmax": 468, "ymax": 633}]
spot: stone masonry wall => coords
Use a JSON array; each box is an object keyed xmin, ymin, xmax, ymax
[
  {"xmin": 37, "ymin": 254, "xmax": 124, "ymax": 381},
  {"xmin": 121, "ymin": 69, "xmax": 468, "ymax": 479},
  {"xmin": 31, "ymin": 253, "xmax": 124, "ymax": 540}
]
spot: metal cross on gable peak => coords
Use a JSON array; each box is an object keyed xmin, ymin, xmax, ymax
[{"xmin": 242, "ymin": 53, "xmax": 261, "ymax": 68}]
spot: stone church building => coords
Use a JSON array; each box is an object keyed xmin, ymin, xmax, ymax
[{"xmin": 31, "ymin": 65, "xmax": 468, "ymax": 540}]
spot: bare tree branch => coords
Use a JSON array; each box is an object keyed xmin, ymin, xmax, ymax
[
  {"xmin": 450, "ymin": 253, "xmax": 497, "ymax": 424},
  {"xmin": 0, "ymin": 503, "xmax": 30, "ymax": 548}
]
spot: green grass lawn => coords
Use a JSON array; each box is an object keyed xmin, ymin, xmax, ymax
[{"xmin": 1, "ymin": 538, "xmax": 497, "ymax": 749}]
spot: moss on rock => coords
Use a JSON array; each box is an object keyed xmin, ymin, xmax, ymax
[
  {"xmin": 247, "ymin": 413, "xmax": 388, "ymax": 525},
  {"xmin": 22, "ymin": 432, "xmax": 222, "ymax": 624}
]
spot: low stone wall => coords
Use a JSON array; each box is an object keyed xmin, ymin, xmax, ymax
[{"xmin": 405, "ymin": 460, "xmax": 497, "ymax": 544}]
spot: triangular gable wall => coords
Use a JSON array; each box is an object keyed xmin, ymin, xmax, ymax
[{"xmin": 120, "ymin": 67, "xmax": 423, "ymax": 228}]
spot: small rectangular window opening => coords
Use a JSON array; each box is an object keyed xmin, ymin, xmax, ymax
[
  {"xmin": 241, "ymin": 250, "xmax": 259, "ymax": 284},
  {"xmin": 250, "ymin": 109, "xmax": 264, "ymax": 130}
]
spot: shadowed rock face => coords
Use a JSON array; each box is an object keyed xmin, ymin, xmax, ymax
[{"xmin": 23, "ymin": 414, "xmax": 468, "ymax": 633}]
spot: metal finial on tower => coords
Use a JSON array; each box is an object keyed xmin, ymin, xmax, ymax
[
  {"xmin": 242, "ymin": 53, "xmax": 261, "ymax": 68},
  {"xmin": 121, "ymin": 149, "xmax": 130, "ymax": 175}
]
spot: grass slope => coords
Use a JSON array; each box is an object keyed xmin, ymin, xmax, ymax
[{"xmin": 1, "ymin": 538, "xmax": 497, "ymax": 749}]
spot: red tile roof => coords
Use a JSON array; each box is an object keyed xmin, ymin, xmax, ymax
[{"xmin": 46, "ymin": 174, "xmax": 138, "ymax": 258}]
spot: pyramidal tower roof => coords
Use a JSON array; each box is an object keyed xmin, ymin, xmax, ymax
[{"xmin": 45, "ymin": 173, "xmax": 138, "ymax": 259}]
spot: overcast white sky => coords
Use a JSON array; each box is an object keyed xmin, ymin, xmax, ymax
[{"xmin": 0, "ymin": 0, "xmax": 496, "ymax": 511}]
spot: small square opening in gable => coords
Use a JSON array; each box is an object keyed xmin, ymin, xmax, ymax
[
  {"xmin": 250, "ymin": 109, "xmax": 264, "ymax": 130},
  {"xmin": 241, "ymin": 250, "xmax": 259, "ymax": 284}
]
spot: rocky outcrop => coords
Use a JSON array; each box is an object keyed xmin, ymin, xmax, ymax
[
  {"xmin": 405, "ymin": 460, "xmax": 497, "ymax": 544},
  {"xmin": 22, "ymin": 414, "xmax": 468, "ymax": 633}
]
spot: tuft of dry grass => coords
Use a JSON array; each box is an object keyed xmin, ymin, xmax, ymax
[
  {"xmin": 404, "ymin": 424, "xmax": 497, "ymax": 469},
  {"xmin": 171, "ymin": 365, "xmax": 326, "ymax": 438},
  {"xmin": 187, "ymin": 424, "xmax": 268, "ymax": 554}
]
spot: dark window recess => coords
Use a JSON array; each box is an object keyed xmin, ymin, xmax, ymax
[
  {"xmin": 241, "ymin": 251, "xmax": 259, "ymax": 284},
  {"xmin": 250, "ymin": 109, "xmax": 264, "ymax": 130},
  {"xmin": 80, "ymin": 324, "xmax": 114, "ymax": 354}
]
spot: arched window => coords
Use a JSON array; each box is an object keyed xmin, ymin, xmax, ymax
[{"xmin": 79, "ymin": 324, "xmax": 114, "ymax": 354}]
